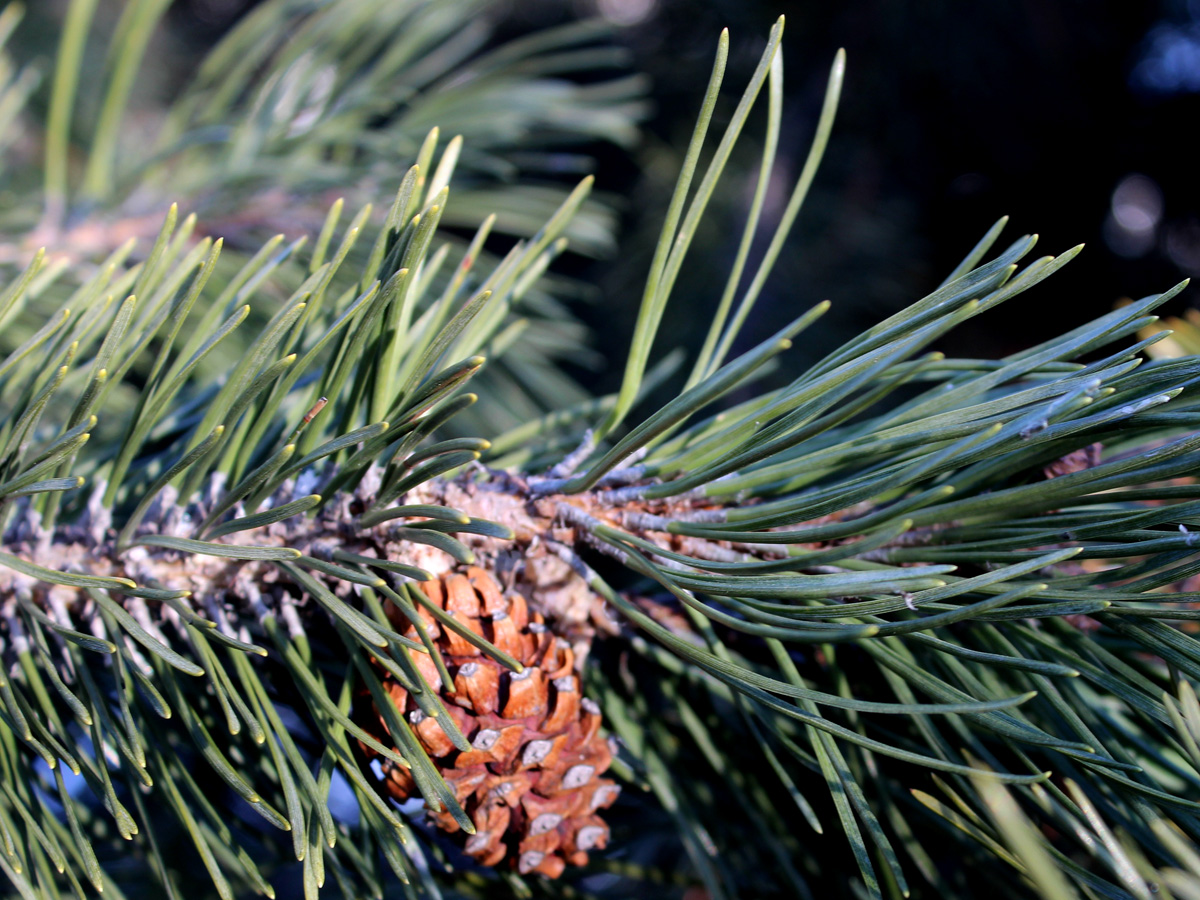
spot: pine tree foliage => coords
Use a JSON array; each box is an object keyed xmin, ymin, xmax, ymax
[
  {"xmin": 2, "ymin": 6, "xmax": 1200, "ymax": 900},
  {"xmin": 2, "ymin": 0, "xmax": 646, "ymax": 437}
]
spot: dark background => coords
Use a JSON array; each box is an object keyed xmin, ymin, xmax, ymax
[
  {"xmin": 564, "ymin": 0, "xmax": 1200, "ymax": 374},
  {"xmin": 513, "ymin": 0, "xmax": 1200, "ymax": 376},
  {"xmin": 44, "ymin": 0, "xmax": 1200, "ymax": 383}
]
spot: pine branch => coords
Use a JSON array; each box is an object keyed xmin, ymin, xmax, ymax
[{"xmin": 2, "ymin": 7, "xmax": 1200, "ymax": 900}]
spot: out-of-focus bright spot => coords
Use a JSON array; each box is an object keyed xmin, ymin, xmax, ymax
[
  {"xmin": 327, "ymin": 768, "xmax": 361, "ymax": 826},
  {"xmin": 595, "ymin": 0, "xmax": 657, "ymax": 27},
  {"xmin": 1112, "ymin": 174, "xmax": 1162, "ymax": 231},
  {"xmin": 1133, "ymin": 26, "xmax": 1200, "ymax": 93},
  {"xmin": 1133, "ymin": 3, "xmax": 1200, "ymax": 94},
  {"xmin": 1103, "ymin": 173, "xmax": 1162, "ymax": 258},
  {"xmin": 1136, "ymin": 307, "xmax": 1200, "ymax": 359}
]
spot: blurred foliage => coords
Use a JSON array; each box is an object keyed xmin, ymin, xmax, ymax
[{"xmin": 1, "ymin": 0, "xmax": 648, "ymax": 437}]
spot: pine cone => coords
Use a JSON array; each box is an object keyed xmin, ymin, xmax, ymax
[{"xmin": 364, "ymin": 565, "xmax": 619, "ymax": 877}]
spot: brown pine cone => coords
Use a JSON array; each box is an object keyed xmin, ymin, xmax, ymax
[{"xmin": 364, "ymin": 565, "xmax": 619, "ymax": 877}]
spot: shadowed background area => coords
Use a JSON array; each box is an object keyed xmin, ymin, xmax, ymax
[
  {"xmin": 578, "ymin": 0, "xmax": 1200, "ymax": 370},
  {"xmin": 515, "ymin": 0, "xmax": 1200, "ymax": 381}
]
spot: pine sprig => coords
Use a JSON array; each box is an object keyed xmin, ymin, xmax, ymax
[{"xmin": 3, "ymin": 7, "xmax": 1200, "ymax": 900}]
